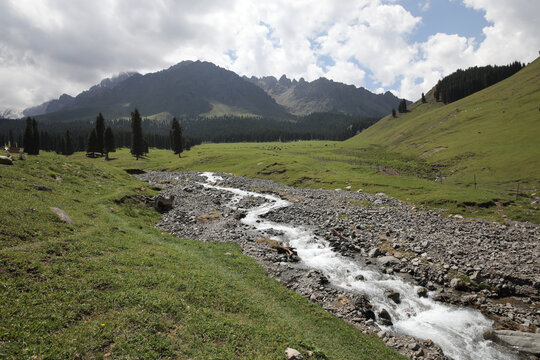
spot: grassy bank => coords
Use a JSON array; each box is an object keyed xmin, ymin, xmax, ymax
[{"xmin": 0, "ymin": 152, "xmax": 403, "ymax": 359}]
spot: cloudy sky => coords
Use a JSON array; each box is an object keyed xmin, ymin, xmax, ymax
[{"xmin": 1, "ymin": 0, "xmax": 539, "ymax": 113}]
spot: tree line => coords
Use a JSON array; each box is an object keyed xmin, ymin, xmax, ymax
[
  {"xmin": 434, "ymin": 61, "xmax": 524, "ymax": 104},
  {"xmin": 1, "ymin": 110, "xmax": 378, "ymax": 153}
]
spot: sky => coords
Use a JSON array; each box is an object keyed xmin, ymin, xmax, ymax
[{"xmin": 1, "ymin": 0, "xmax": 539, "ymax": 114}]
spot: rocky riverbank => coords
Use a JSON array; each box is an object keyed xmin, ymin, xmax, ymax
[{"xmin": 137, "ymin": 171, "xmax": 539, "ymax": 360}]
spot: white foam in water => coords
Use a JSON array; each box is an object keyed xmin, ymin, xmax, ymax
[
  {"xmin": 198, "ymin": 173, "xmax": 517, "ymax": 360},
  {"xmin": 201, "ymin": 171, "xmax": 223, "ymax": 184}
]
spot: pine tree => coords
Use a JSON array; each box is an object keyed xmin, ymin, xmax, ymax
[
  {"xmin": 421, "ymin": 93, "xmax": 426, "ymax": 103},
  {"xmin": 64, "ymin": 130, "xmax": 74, "ymax": 155},
  {"xmin": 32, "ymin": 118, "xmax": 40, "ymax": 155},
  {"xmin": 23, "ymin": 117, "xmax": 34, "ymax": 154},
  {"xmin": 9, "ymin": 129, "xmax": 14, "ymax": 147},
  {"xmin": 104, "ymin": 126, "xmax": 115, "ymax": 160},
  {"xmin": 398, "ymin": 99, "xmax": 407, "ymax": 113},
  {"xmin": 96, "ymin": 112, "xmax": 105, "ymax": 155},
  {"xmin": 170, "ymin": 117, "xmax": 183, "ymax": 157},
  {"xmin": 130, "ymin": 109, "xmax": 145, "ymax": 160},
  {"xmin": 392, "ymin": 108, "xmax": 396, "ymax": 118},
  {"xmin": 86, "ymin": 129, "xmax": 99, "ymax": 157}
]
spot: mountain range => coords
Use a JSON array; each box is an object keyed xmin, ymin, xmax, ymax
[
  {"xmin": 20, "ymin": 61, "xmax": 404, "ymax": 122},
  {"xmin": 246, "ymin": 75, "xmax": 402, "ymax": 118}
]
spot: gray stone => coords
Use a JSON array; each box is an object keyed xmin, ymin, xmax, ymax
[
  {"xmin": 470, "ymin": 270, "xmax": 483, "ymax": 283},
  {"xmin": 368, "ymin": 247, "xmax": 382, "ymax": 258},
  {"xmin": 417, "ymin": 287, "xmax": 428, "ymax": 298},
  {"xmin": 484, "ymin": 330, "xmax": 540, "ymax": 355},
  {"xmin": 285, "ymin": 347, "xmax": 303, "ymax": 360},
  {"xmin": 387, "ymin": 291, "xmax": 401, "ymax": 304},
  {"xmin": 154, "ymin": 194, "xmax": 175, "ymax": 212},
  {"xmin": 377, "ymin": 256, "xmax": 400, "ymax": 267},
  {"xmin": 378, "ymin": 309, "xmax": 393, "ymax": 326},
  {"xmin": 450, "ymin": 277, "xmax": 466, "ymax": 290},
  {"xmin": 50, "ymin": 207, "xmax": 73, "ymax": 224}
]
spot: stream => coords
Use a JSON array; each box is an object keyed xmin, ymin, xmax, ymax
[{"xmin": 199, "ymin": 172, "xmax": 517, "ymax": 360}]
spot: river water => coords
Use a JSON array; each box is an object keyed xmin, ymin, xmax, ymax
[{"xmin": 199, "ymin": 172, "xmax": 517, "ymax": 360}]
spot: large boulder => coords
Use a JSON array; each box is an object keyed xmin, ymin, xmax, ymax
[
  {"xmin": 154, "ymin": 194, "xmax": 175, "ymax": 212},
  {"xmin": 377, "ymin": 256, "xmax": 400, "ymax": 267},
  {"xmin": 0, "ymin": 155, "xmax": 13, "ymax": 165},
  {"xmin": 378, "ymin": 308, "xmax": 393, "ymax": 326},
  {"xmin": 484, "ymin": 330, "xmax": 540, "ymax": 356}
]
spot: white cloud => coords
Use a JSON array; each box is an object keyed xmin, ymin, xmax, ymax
[{"xmin": 0, "ymin": 0, "xmax": 539, "ymax": 112}]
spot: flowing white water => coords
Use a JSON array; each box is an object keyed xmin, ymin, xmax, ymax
[{"xmin": 198, "ymin": 173, "xmax": 516, "ymax": 360}]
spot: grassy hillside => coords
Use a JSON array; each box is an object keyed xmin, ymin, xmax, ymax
[
  {"xmin": 346, "ymin": 57, "xmax": 540, "ymax": 197},
  {"xmin": 0, "ymin": 152, "xmax": 403, "ymax": 359}
]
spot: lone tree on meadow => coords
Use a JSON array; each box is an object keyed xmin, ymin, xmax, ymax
[
  {"xmin": 391, "ymin": 108, "xmax": 397, "ymax": 118},
  {"xmin": 103, "ymin": 126, "xmax": 116, "ymax": 160},
  {"xmin": 130, "ymin": 109, "xmax": 145, "ymax": 160},
  {"xmin": 170, "ymin": 117, "xmax": 183, "ymax": 157},
  {"xmin": 96, "ymin": 113, "xmax": 105, "ymax": 155},
  {"xmin": 421, "ymin": 92, "xmax": 427, "ymax": 103},
  {"xmin": 398, "ymin": 99, "xmax": 407, "ymax": 113}
]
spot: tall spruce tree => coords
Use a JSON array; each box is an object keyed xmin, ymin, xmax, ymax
[
  {"xmin": 64, "ymin": 130, "xmax": 74, "ymax": 155},
  {"xmin": 32, "ymin": 118, "xmax": 40, "ymax": 155},
  {"xmin": 104, "ymin": 126, "xmax": 115, "ymax": 160},
  {"xmin": 130, "ymin": 109, "xmax": 145, "ymax": 160},
  {"xmin": 398, "ymin": 99, "xmax": 407, "ymax": 113},
  {"xmin": 421, "ymin": 93, "xmax": 427, "ymax": 103},
  {"xmin": 23, "ymin": 117, "xmax": 34, "ymax": 154},
  {"xmin": 86, "ymin": 129, "xmax": 99, "ymax": 157},
  {"xmin": 96, "ymin": 113, "xmax": 105, "ymax": 155},
  {"xmin": 9, "ymin": 129, "xmax": 14, "ymax": 147},
  {"xmin": 170, "ymin": 117, "xmax": 183, "ymax": 157}
]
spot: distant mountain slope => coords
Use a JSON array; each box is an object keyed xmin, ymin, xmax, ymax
[
  {"xmin": 247, "ymin": 75, "xmax": 404, "ymax": 117},
  {"xmin": 23, "ymin": 72, "xmax": 139, "ymax": 117},
  {"xmin": 31, "ymin": 61, "xmax": 289, "ymax": 122},
  {"xmin": 345, "ymin": 57, "xmax": 540, "ymax": 189}
]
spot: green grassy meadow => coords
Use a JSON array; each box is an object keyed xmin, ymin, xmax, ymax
[
  {"xmin": 0, "ymin": 152, "xmax": 404, "ymax": 359},
  {"xmin": 105, "ymin": 138, "xmax": 536, "ymax": 223}
]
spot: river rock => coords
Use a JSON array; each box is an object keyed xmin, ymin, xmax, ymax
[
  {"xmin": 387, "ymin": 291, "xmax": 401, "ymax": 304},
  {"xmin": 450, "ymin": 278, "xmax": 466, "ymax": 291},
  {"xmin": 285, "ymin": 347, "xmax": 303, "ymax": 359},
  {"xmin": 368, "ymin": 247, "xmax": 382, "ymax": 257},
  {"xmin": 378, "ymin": 309, "xmax": 393, "ymax": 326},
  {"xmin": 484, "ymin": 330, "xmax": 540, "ymax": 355},
  {"xmin": 377, "ymin": 256, "xmax": 400, "ymax": 267},
  {"xmin": 417, "ymin": 287, "xmax": 428, "ymax": 298}
]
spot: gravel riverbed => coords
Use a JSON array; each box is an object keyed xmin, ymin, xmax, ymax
[{"xmin": 138, "ymin": 171, "xmax": 539, "ymax": 360}]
